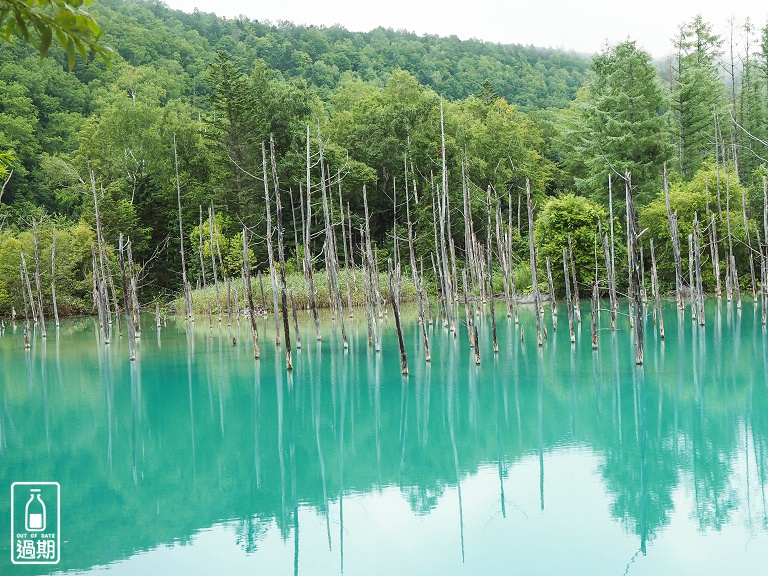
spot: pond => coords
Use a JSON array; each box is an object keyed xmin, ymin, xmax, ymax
[{"xmin": 1, "ymin": 300, "xmax": 768, "ymax": 575}]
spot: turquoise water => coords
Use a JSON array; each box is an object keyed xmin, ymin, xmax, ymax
[{"xmin": 1, "ymin": 300, "xmax": 768, "ymax": 575}]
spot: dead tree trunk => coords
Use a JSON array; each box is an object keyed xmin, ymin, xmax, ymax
[
  {"xmin": 126, "ymin": 238, "xmax": 141, "ymax": 338},
  {"xmin": 430, "ymin": 176, "xmax": 448, "ymax": 326},
  {"xmin": 462, "ymin": 160, "xmax": 474, "ymax": 294},
  {"xmin": 407, "ymin": 173, "xmax": 431, "ymax": 362},
  {"xmin": 568, "ymin": 235, "xmax": 581, "ymax": 323},
  {"xmin": 591, "ymin": 280, "xmax": 598, "ymax": 350},
  {"xmin": 488, "ymin": 242, "xmax": 498, "ymax": 353},
  {"xmin": 20, "ymin": 251, "xmax": 37, "ymax": 324},
  {"xmin": 304, "ymin": 130, "xmax": 322, "ymax": 341},
  {"xmin": 198, "ymin": 206, "xmax": 207, "ymax": 289},
  {"xmin": 21, "ymin": 263, "xmax": 31, "ymax": 337},
  {"xmin": 31, "ymin": 221, "xmax": 46, "ymax": 338},
  {"xmin": 508, "ymin": 230, "xmax": 519, "ymax": 324},
  {"xmin": 262, "ymin": 142, "xmax": 281, "ymax": 346},
  {"xmin": 484, "ymin": 185, "xmax": 498, "ymax": 351},
  {"xmin": 726, "ymin": 169, "xmax": 735, "ymax": 302},
  {"xmin": 361, "ymin": 228, "xmax": 374, "ymax": 347},
  {"xmin": 91, "ymin": 246, "xmax": 109, "ymax": 343},
  {"xmin": 663, "ymin": 163, "xmax": 684, "ymax": 310},
  {"xmin": 421, "ymin": 258, "xmax": 432, "ymax": 325},
  {"xmin": 272, "ymin": 137, "xmax": 293, "ymax": 370},
  {"xmin": 233, "ymin": 278, "xmax": 241, "ymax": 321},
  {"xmin": 650, "ymin": 239, "xmax": 665, "ymax": 339},
  {"xmin": 761, "ymin": 239, "xmax": 767, "ymax": 326},
  {"xmin": 90, "ymin": 250, "xmax": 98, "ymax": 327},
  {"xmin": 688, "ymin": 234, "xmax": 696, "ymax": 322},
  {"xmin": 51, "ymin": 228, "xmax": 59, "ymax": 327},
  {"xmin": 242, "ymin": 226, "xmax": 260, "ymax": 359},
  {"xmin": 173, "ymin": 135, "xmax": 192, "ymax": 321},
  {"xmin": 763, "ymin": 176, "xmax": 767, "ymax": 266},
  {"xmin": 90, "ymin": 166, "xmax": 112, "ymax": 324},
  {"xmin": 258, "ymin": 271, "xmax": 266, "ymax": 311},
  {"xmin": 462, "ymin": 269, "xmax": 474, "ymax": 348},
  {"xmin": 607, "ymin": 175, "xmax": 618, "ymax": 328},
  {"xmin": 118, "ymin": 234, "xmax": 136, "ymax": 361},
  {"xmin": 563, "ymin": 248, "xmax": 575, "ymax": 343},
  {"xmin": 439, "ymin": 98, "xmax": 455, "ymax": 333},
  {"xmin": 601, "ymin": 233, "xmax": 615, "ymax": 330},
  {"xmin": 290, "ymin": 291, "xmax": 301, "ymax": 350},
  {"xmin": 495, "ymin": 204, "xmax": 512, "ymax": 318},
  {"xmin": 317, "ymin": 132, "xmax": 348, "ymax": 349},
  {"xmin": 742, "ymin": 183, "xmax": 757, "ymax": 301},
  {"xmin": 763, "ymin": 176, "xmax": 768, "ymax": 324},
  {"xmin": 388, "ymin": 258, "xmax": 409, "ymax": 375},
  {"xmin": 546, "ymin": 256, "xmax": 556, "ymax": 330},
  {"xmin": 289, "ymin": 187, "xmax": 301, "ymax": 273},
  {"xmin": 19, "ymin": 261, "xmax": 30, "ymax": 345},
  {"xmin": 447, "ymin": 196, "xmax": 459, "ymax": 318},
  {"xmin": 339, "ymin": 182, "xmax": 353, "ymax": 318},
  {"xmin": 363, "ymin": 185, "xmax": 381, "ymax": 351},
  {"xmin": 710, "ymin": 212, "xmax": 721, "ymax": 297},
  {"xmin": 348, "ymin": 201, "xmax": 356, "ymax": 285},
  {"xmin": 431, "ymin": 251, "xmax": 446, "ymax": 325},
  {"xmin": 693, "ymin": 215, "xmax": 705, "ymax": 325},
  {"xmin": 526, "ymin": 180, "xmax": 543, "ymax": 346},
  {"xmin": 209, "ymin": 205, "xmax": 221, "ymax": 320},
  {"xmin": 626, "ymin": 174, "xmax": 643, "ymax": 365},
  {"xmin": 626, "ymin": 196, "xmax": 634, "ymax": 328}
]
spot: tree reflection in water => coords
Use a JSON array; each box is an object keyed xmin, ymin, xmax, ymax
[{"xmin": 0, "ymin": 301, "xmax": 767, "ymax": 573}]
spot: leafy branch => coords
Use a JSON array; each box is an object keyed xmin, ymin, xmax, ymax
[{"xmin": 0, "ymin": 0, "xmax": 113, "ymax": 68}]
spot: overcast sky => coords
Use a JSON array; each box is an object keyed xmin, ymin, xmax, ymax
[{"xmin": 162, "ymin": 0, "xmax": 766, "ymax": 57}]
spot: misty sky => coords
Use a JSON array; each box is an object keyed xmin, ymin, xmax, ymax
[{"xmin": 162, "ymin": 0, "xmax": 766, "ymax": 57}]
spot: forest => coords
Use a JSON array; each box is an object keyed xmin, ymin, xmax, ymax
[{"xmin": 0, "ymin": 0, "xmax": 767, "ymax": 330}]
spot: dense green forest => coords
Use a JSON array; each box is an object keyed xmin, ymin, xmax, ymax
[{"xmin": 0, "ymin": 1, "xmax": 767, "ymax": 318}]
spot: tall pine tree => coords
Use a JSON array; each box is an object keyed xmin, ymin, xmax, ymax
[
  {"xmin": 736, "ymin": 18, "xmax": 767, "ymax": 184},
  {"xmin": 671, "ymin": 16, "xmax": 727, "ymax": 179},
  {"xmin": 560, "ymin": 41, "xmax": 672, "ymax": 203}
]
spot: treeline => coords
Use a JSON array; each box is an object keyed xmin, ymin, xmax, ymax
[
  {"xmin": 0, "ymin": 0, "xmax": 588, "ymax": 210},
  {"xmin": 95, "ymin": 0, "xmax": 588, "ymax": 106},
  {"xmin": 0, "ymin": 4, "xmax": 767, "ymax": 318}
]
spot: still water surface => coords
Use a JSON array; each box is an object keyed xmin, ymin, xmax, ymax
[{"xmin": 1, "ymin": 301, "xmax": 768, "ymax": 575}]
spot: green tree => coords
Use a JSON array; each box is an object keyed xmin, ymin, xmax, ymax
[
  {"xmin": 0, "ymin": 150, "xmax": 12, "ymax": 180},
  {"xmin": 207, "ymin": 52, "xmax": 312, "ymax": 215},
  {"xmin": 670, "ymin": 15, "xmax": 727, "ymax": 179},
  {"xmin": 533, "ymin": 193, "xmax": 607, "ymax": 291},
  {"xmin": 327, "ymin": 70, "xmax": 439, "ymax": 241},
  {"xmin": 559, "ymin": 41, "xmax": 673, "ymax": 204},
  {"xmin": 451, "ymin": 95, "xmax": 553, "ymax": 196},
  {"xmin": 449, "ymin": 94, "xmax": 554, "ymax": 244},
  {"xmin": 736, "ymin": 18, "xmax": 766, "ymax": 184},
  {"xmin": 639, "ymin": 165, "xmax": 753, "ymax": 291}
]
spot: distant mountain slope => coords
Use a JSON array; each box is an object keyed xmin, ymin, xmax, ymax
[{"xmin": 94, "ymin": 0, "xmax": 589, "ymax": 110}]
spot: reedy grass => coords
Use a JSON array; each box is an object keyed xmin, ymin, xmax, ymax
[{"xmin": 175, "ymin": 268, "xmax": 417, "ymax": 315}]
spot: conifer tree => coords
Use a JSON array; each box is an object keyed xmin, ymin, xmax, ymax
[
  {"xmin": 671, "ymin": 15, "xmax": 727, "ymax": 178},
  {"xmin": 560, "ymin": 41, "xmax": 672, "ymax": 204}
]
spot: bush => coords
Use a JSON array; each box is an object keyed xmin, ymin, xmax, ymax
[
  {"xmin": 0, "ymin": 221, "xmax": 94, "ymax": 317},
  {"xmin": 639, "ymin": 165, "xmax": 755, "ymax": 294},
  {"xmin": 533, "ymin": 193, "xmax": 608, "ymax": 293}
]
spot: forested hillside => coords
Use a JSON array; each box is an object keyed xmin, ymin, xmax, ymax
[
  {"xmin": 0, "ymin": 0, "xmax": 589, "ymax": 213},
  {"xmin": 94, "ymin": 0, "xmax": 589, "ymax": 106},
  {"xmin": 0, "ymin": 1, "xmax": 767, "ymax": 319}
]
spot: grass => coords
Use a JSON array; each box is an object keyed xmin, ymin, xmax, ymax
[{"xmin": 175, "ymin": 268, "xmax": 418, "ymax": 315}]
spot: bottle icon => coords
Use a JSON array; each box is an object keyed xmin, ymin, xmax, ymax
[{"xmin": 25, "ymin": 489, "xmax": 46, "ymax": 532}]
